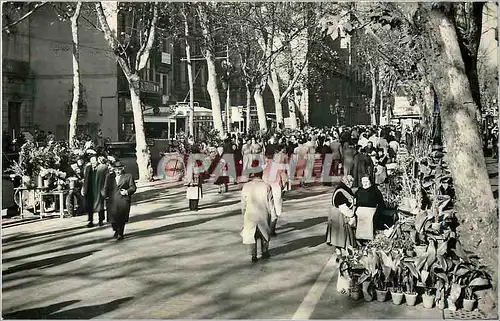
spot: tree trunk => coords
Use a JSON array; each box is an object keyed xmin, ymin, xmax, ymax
[
  {"xmin": 68, "ymin": 2, "xmax": 82, "ymax": 148},
  {"xmin": 288, "ymin": 93, "xmax": 298, "ymax": 130},
  {"xmin": 426, "ymin": 9, "xmax": 497, "ymax": 274},
  {"xmin": 254, "ymin": 84, "xmax": 267, "ymax": 132},
  {"xmin": 204, "ymin": 50, "xmax": 223, "ymax": 135},
  {"xmin": 226, "ymin": 80, "xmax": 231, "ymax": 133},
  {"xmin": 182, "ymin": 9, "xmax": 194, "ymax": 137},
  {"xmin": 379, "ymin": 87, "xmax": 387, "ymax": 126},
  {"xmin": 369, "ymin": 63, "xmax": 377, "ymax": 125},
  {"xmin": 246, "ymin": 84, "xmax": 252, "ymax": 134},
  {"xmin": 268, "ymin": 67, "xmax": 283, "ymax": 127},
  {"xmin": 129, "ymin": 76, "xmax": 153, "ymax": 181}
]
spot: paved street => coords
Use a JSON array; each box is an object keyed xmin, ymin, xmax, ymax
[
  {"xmin": 4, "ymin": 156, "xmax": 497, "ymax": 319},
  {"xmin": 1, "ymin": 182, "xmax": 444, "ymax": 319}
]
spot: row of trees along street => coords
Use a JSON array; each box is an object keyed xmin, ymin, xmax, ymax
[{"xmin": 3, "ymin": 2, "xmax": 498, "ymax": 282}]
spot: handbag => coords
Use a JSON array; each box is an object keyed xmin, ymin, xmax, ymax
[{"xmin": 186, "ymin": 186, "xmax": 200, "ymax": 199}]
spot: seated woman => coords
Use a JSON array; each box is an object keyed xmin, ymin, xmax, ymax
[
  {"xmin": 326, "ymin": 175, "xmax": 357, "ymax": 254},
  {"xmin": 355, "ymin": 175, "xmax": 387, "ymax": 231}
]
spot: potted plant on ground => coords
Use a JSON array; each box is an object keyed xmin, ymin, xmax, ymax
[
  {"xmin": 402, "ymin": 261, "xmax": 419, "ymax": 306},
  {"xmin": 373, "ymin": 250, "xmax": 391, "ymax": 302},
  {"xmin": 390, "ymin": 261, "xmax": 405, "ymax": 305},
  {"xmin": 454, "ymin": 261, "xmax": 491, "ymax": 312},
  {"xmin": 359, "ymin": 249, "xmax": 378, "ymax": 302}
]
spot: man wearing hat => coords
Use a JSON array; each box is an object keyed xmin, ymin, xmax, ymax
[
  {"xmin": 82, "ymin": 155, "xmax": 108, "ymax": 227},
  {"xmin": 103, "ymin": 161, "xmax": 137, "ymax": 240},
  {"xmin": 240, "ymin": 168, "xmax": 276, "ymax": 263}
]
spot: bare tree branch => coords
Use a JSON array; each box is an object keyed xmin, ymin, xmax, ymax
[
  {"xmin": 136, "ymin": 2, "xmax": 159, "ymax": 71},
  {"xmin": 2, "ymin": 2, "xmax": 47, "ymax": 31}
]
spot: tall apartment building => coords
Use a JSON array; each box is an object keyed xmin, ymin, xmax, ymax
[
  {"xmin": 2, "ymin": 4, "xmax": 244, "ymax": 143},
  {"xmin": 308, "ymin": 18, "xmax": 371, "ymax": 127}
]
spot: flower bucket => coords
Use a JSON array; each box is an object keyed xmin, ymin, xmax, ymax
[
  {"xmin": 405, "ymin": 293, "xmax": 418, "ymax": 306},
  {"xmin": 43, "ymin": 179, "xmax": 51, "ymax": 188},
  {"xmin": 391, "ymin": 292, "xmax": 404, "ymax": 305},
  {"xmin": 376, "ymin": 289, "xmax": 388, "ymax": 302},
  {"xmin": 350, "ymin": 289, "xmax": 361, "ymax": 301},
  {"xmin": 37, "ymin": 175, "xmax": 43, "ymax": 188},
  {"xmin": 69, "ymin": 178, "xmax": 76, "ymax": 189},
  {"xmin": 463, "ymin": 299, "xmax": 476, "ymax": 312},
  {"xmin": 422, "ymin": 294, "xmax": 435, "ymax": 309}
]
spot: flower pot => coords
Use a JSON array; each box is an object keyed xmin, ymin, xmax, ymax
[
  {"xmin": 405, "ymin": 293, "xmax": 418, "ymax": 306},
  {"xmin": 69, "ymin": 179, "xmax": 76, "ymax": 189},
  {"xmin": 391, "ymin": 292, "xmax": 404, "ymax": 305},
  {"xmin": 37, "ymin": 175, "xmax": 43, "ymax": 188},
  {"xmin": 463, "ymin": 299, "xmax": 476, "ymax": 312},
  {"xmin": 362, "ymin": 281, "xmax": 374, "ymax": 302},
  {"xmin": 376, "ymin": 289, "xmax": 388, "ymax": 302},
  {"xmin": 422, "ymin": 294, "xmax": 435, "ymax": 309},
  {"xmin": 43, "ymin": 179, "xmax": 51, "ymax": 188},
  {"xmin": 350, "ymin": 289, "xmax": 361, "ymax": 301}
]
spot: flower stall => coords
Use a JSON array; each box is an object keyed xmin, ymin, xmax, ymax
[
  {"xmin": 6, "ymin": 139, "xmax": 95, "ymax": 215},
  {"xmin": 336, "ymin": 147, "xmax": 493, "ymax": 315}
]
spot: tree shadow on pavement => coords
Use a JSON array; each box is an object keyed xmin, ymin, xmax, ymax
[
  {"xmin": 2, "ymin": 297, "xmax": 133, "ymax": 319},
  {"xmin": 3, "ymin": 250, "xmax": 101, "ymax": 276},
  {"xmin": 3, "ymin": 226, "xmax": 87, "ymax": 244},
  {"xmin": 2, "ymin": 300, "xmax": 80, "ymax": 319},
  {"xmin": 126, "ymin": 210, "xmax": 240, "ymax": 239},
  {"xmin": 198, "ymin": 199, "xmax": 240, "ymax": 211},
  {"xmin": 277, "ymin": 217, "xmax": 327, "ymax": 234},
  {"xmin": 283, "ymin": 189, "xmax": 329, "ymax": 202},
  {"xmin": 269, "ymin": 235, "xmax": 325, "ymax": 257}
]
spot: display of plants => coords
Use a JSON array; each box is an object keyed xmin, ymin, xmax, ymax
[{"xmin": 335, "ymin": 145, "xmax": 493, "ymax": 314}]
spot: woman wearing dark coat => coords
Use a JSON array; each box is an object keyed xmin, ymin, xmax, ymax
[
  {"xmin": 326, "ymin": 175, "xmax": 357, "ymax": 254},
  {"xmin": 353, "ymin": 147, "xmax": 374, "ymax": 188},
  {"xmin": 355, "ymin": 175, "xmax": 386, "ymax": 230},
  {"xmin": 104, "ymin": 161, "xmax": 137, "ymax": 240}
]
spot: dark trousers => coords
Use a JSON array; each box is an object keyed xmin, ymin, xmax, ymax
[
  {"xmin": 112, "ymin": 222, "xmax": 126, "ymax": 236},
  {"xmin": 88, "ymin": 210, "xmax": 105, "ymax": 223},
  {"xmin": 248, "ymin": 228, "xmax": 269, "ymax": 257},
  {"xmin": 189, "ymin": 199, "xmax": 199, "ymax": 210}
]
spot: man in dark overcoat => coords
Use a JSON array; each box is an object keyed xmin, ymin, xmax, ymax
[
  {"xmin": 104, "ymin": 161, "xmax": 137, "ymax": 240},
  {"xmin": 82, "ymin": 155, "xmax": 108, "ymax": 227}
]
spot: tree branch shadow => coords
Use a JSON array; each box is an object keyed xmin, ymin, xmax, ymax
[{"xmin": 2, "ymin": 297, "xmax": 134, "ymax": 319}]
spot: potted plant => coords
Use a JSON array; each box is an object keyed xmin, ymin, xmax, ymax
[
  {"xmin": 359, "ymin": 250, "xmax": 378, "ymax": 302},
  {"xmin": 390, "ymin": 262, "xmax": 405, "ymax": 305},
  {"xmin": 374, "ymin": 250, "xmax": 392, "ymax": 302},
  {"xmin": 454, "ymin": 261, "xmax": 491, "ymax": 312},
  {"xmin": 462, "ymin": 287, "xmax": 476, "ymax": 312},
  {"xmin": 402, "ymin": 262, "xmax": 419, "ymax": 306}
]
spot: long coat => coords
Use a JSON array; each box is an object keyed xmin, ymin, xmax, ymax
[
  {"xmin": 104, "ymin": 173, "xmax": 137, "ymax": 224},
  {"xmin": 326, "ymin": 184, "xmax": 356, "ymax": 248},
  {"xmin": 83, "ymin": 163, "xmax": 108, "ymax": 213},
  {"xmin": 342, "ymin": 146, "xmax": 356, "ymax": 176},
  {"xmin": 240, "ymin": 178, "xmax": 276, "ymax": 244},
  {"xmin": 353, "ymin": 152, "xmax": 374, "ymax": 187}
]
